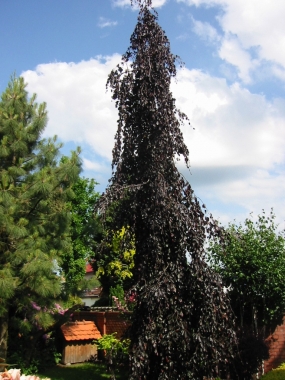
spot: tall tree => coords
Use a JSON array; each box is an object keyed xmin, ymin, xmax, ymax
[
  {"xmin": 0, "ymin": 76, "xmax": 81, "ymax": 359},
  {"xmin": 61, "ymin": 177, "xmax": 102, "ymax": 295},
  {"xmin": 98, "ymin": 1, "xmax": 236, "ymax": 378}
]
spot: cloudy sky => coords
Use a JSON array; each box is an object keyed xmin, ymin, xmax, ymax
[{"xmin": 1, "ymin": 0, "xmax": 285, "ymax": 227}]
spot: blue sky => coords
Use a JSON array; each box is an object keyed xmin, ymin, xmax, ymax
[{"xmin": 1, "ymin": 0, "xmax": 285, "ymax": 227}]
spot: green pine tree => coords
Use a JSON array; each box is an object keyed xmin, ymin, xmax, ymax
[{"xmin": 0, "ymin": 76, "xmax": 81, "ymax": 359}]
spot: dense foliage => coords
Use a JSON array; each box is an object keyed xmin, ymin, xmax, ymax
[
  {"xmin": 92, "ymin": 227, "xmax": 135, "ymax": 297},
  {"xmin": 96, "ymin": 333, "xmax": 130, "ymax": 380},
  {"xmin": 0, "ymin": 76, "xmax": 81, "ymax": 360},
  {"xmin": 208, "ymin": 210, "xmax": 285, "ymax": 379},
  {"xmin": 209, "ymin": 210, "xmax": 285, "ymax": 333},
  {"xmin": 61, "ymin": 177, "xmax": 102, "ymax": 295},
  {"xmin": 98, "ymin": 1, "xmax": 236, "ymax": 379}
]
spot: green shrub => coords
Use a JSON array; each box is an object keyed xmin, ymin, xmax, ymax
[{"xmin": 95, "ymin": 333, "xmax": 130, "ymax": 380}]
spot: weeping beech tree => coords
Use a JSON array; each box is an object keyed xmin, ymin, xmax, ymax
[{"xmin": 98, "ymin": 1, "xmax": 236, "ymax": 378}]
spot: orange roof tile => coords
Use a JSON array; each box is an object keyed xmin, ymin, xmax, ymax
[{"xmin": 61, "ymin": 321, "xmax": 102, "ymax": 341}]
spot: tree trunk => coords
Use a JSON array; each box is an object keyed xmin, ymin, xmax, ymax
[{"xmin": 0, "ymin": 313, "xmax": 8, "ymax": 360}]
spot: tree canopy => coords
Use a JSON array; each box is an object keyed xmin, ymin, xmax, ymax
[
  {"xmin": 209, "ymin": 210, "xmax": 285, "ymax": 333},
  {"xmin": 207, "ymin": 210, "xmax": 285, "ymax": 378},
  {"xmin": 98, "ymin": 1, "xmax": 236, "ymax": 379},
  {"xmin": 0, "ymin": 76, "xmax": 81, "ymax": 359},
  {"xmin": 61, "ymin": 177, "xmax": 102, "ymax": 295}
]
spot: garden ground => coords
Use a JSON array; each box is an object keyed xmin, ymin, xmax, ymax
[
  {"xmin": 37, "ymin": 362, "xmax": 285, "ymax": 380},
  {"xmin": 38, "ymin": 363, "xmax": 128, "ymax": 380}
]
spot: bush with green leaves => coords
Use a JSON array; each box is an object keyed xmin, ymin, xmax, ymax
[
  {"xmin": 208, "ymin": 210, "xmax": 285, "ymax": 379},
  {"xmin": 61, "ymin": 177, "xmax": 102, "ymax": 296},
  {"xmin": 93, "ymin": 227, "xmax": 135, "ymax": 297},
  {"xmin": 209, "ymin": 210, "xmax": 285, "ymax": 334},
  {"xmin": 96, "ymin": 333, "xmax": 130, "ymax": 380}
]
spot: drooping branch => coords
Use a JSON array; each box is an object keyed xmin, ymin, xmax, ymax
[
  {"xmin": 131, "ymin": 0, "xmax": 153, "ymax": 8},
  {"xmin": 99, "ymin": 3, "xmax": 236, "ymax": 379}
]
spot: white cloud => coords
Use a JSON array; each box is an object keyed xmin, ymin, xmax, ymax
[
  {"xmin": 22, "ymin": 56, "xmax": 285, "ymax": 225},
  {"xmin": 173, "ymin": 68, "xmax": 285, "ymax": 169},
  {"xmin": 172, "ymin": 67, "xmax": 285, "ymax": 223},
  {"xmin": 177, "ymin": 0, "xmax": 285, "ymax": 83},
  {"xmin": 218, "ymin": 35, "xmax": 259, "ymax": 83},
  {"xmin": 151, "ymin": 0, "xmax": 168, "ymax": 6},
  {"xmin": 176, "ymin": 33, "xmax": 190, "ymax": 41},
  {"xmin": 191, "ymin": 17, "xmax": 220, "ymax": 43},
  {"xmin": 113, "ymin": 0, "xmax": 131, "ymax": 6},
  {"xmin": 272, "ymin": 66, "xmax": 285, "ymax": 81},
  {"xmin": 98, "ymin": 17, "xmax": 118, "ymax": 28},
  {"xmin": 23, "ymin": 56, "xmax": 121, "ymax": 162},
  {"xmin": 208, "ymin": 168, "xmax": 285, "ymax": 227},
  {"xmin": 82, "ymin": 158, "xmax": 110, "ymax": 173}
]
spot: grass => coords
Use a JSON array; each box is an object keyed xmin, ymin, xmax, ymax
[
  {"xmin": 20, "ymin": 362, "xmax": 285, "ymax": 380},
  {"xmin": 37, "ymin": 362, "xmax": 128, "ymax": 380},
  {"xmin": 261, "ymin": 363, "xmax": 285, "ymax": 379}
]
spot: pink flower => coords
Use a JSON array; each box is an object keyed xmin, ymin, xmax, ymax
[{"xmin": 30, "ymin": 301, "xmax": 41, "ymax": 311}]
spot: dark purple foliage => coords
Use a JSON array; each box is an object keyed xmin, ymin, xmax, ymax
[{"xmin": 98, "ymin": 1, "xmax": 236, "ymax": 379}]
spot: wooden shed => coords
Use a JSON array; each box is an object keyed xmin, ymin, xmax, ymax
[{"xmin": 60, "ymin": 320, "xmax": 102, "ymax": 364}]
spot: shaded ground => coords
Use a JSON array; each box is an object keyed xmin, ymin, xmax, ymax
[{"xmin": 38, "ymin": 363, "xmax": 128, "ymax": 380}]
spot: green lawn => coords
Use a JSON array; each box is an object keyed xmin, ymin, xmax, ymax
[
  {"xmin": 261, "ymin": 363, "xmax": 285, "ymax": 380},
  {"xmin": 38, "ymin": 363, "xmax": 128, "ymax": 380}
]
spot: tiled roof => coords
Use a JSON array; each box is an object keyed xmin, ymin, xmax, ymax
[{"xmin": 61, "ymin": 321, "xmax": 102, "ymax": 341}]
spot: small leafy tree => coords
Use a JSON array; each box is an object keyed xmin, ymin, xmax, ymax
[
  {"xmin": 96, "ymin": 333, "xmax": 130, "ymax": 380},
  {"xmin": 61, "ymin": 177, "xmax": 102, "ymax": 295},
  {"xmin": 97, "ymin": 1, "xmax": 236, "ymax": 378},
  {"xmin": 0, "ymin": 76, "xmax": 81, "ymax": 360},
  {"xmin": 208, "ymin": 210, "xmax": 285, "ymax": 378},
  {"xmin": 93, "ymin": 226, "xmax": 135, "ymax": 296},
  {"xmin": 209, "ymin": 210, "xmax": 285, "ymax": 334}
]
